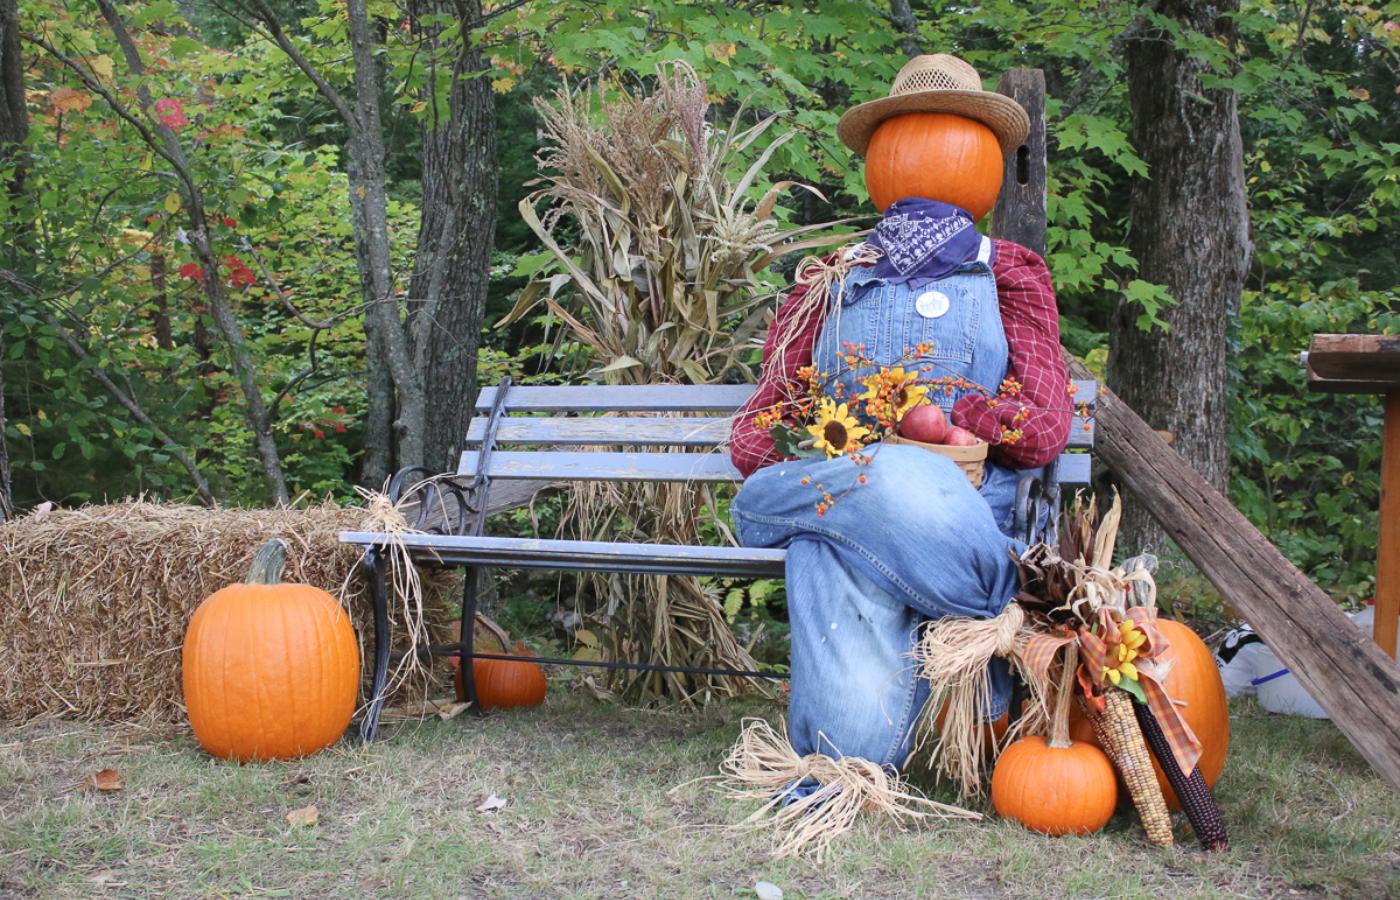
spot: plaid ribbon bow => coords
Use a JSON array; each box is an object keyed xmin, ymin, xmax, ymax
[{"xmin": 1023, "ymin": 605, "xmax": 1202, "ymax": 778}]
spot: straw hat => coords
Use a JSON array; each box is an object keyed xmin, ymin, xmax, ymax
[{"xmin": 837, "ymin": 54, "xmax": 1029, "ymax": 156}]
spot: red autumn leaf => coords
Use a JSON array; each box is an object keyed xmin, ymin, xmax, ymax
[
  {"xmin": 222, "ymin": 216, "xmax": 236, "ymax": 228},
  {"xmin": 178, "ymin": 262, "xmax": 204, "ymax": 283},
  {"xmin": 153, "ymin": 98, "xmax": 188, "ymax": 131},
  {"xmin": 332, "ymin": 423, "xmax": 347, "ymax": 434},
  {"xmin": 312, "ymin": 428, "xmax": 326, "ymax": 440},
  {"xmin": 228, "ymin": 266, "xmax": 255, "ymax": 287}
]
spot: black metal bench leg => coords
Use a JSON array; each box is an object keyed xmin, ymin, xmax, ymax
[
  {"xmin": 359, "ymin": 548, "xmax": 392, "ymax": 743},
  {"xmin": 457, "ymin": 565, "xmax": 484, "ymax": 716}
]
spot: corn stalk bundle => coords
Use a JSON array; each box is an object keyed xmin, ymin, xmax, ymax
[{"xmin": 506, "ymin": 63, "xmax": 847, "ymax": 703}]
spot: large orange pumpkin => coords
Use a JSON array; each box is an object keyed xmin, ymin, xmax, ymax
[
  {"xmin": 864, "ymin": 112, "xmax": 1004, "ymax": 219},
  {"xmin": 182, "ymin": 539, "xmax": 359, "ymax": 762},
  {"xmin": 1066, "ymin": 618, "xmax": 1229, "ymax": 810}
]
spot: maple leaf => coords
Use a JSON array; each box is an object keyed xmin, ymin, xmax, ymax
[
  {"xmin": 178, "ymin": 262, "xmax": 204, "ymax": 283},
  {"xmin": 50, "ymin": 88, "xmax": 91, "ymax": 114},
  {"xmin": 154, "ymin": 98, "xmax": 188, "ymax": 131}
]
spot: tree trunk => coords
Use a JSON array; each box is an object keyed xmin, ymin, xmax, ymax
[
  {"xmin": 886, "ymin": 0, "xmax": 923, "ymax": 58},
  {"xmin": 0, "ymin": 0, "xmax": 27, "ymax": 518},
  {"xmin": 408, "ymin": 0, "xmax": 496, "ymax": 472},
  {"xmin": 1108, "ymin": 0, "xmax": 1252, "ymax": 559}
]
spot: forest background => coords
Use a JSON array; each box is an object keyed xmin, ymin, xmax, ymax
[{"xmin": 0, "ymin": 0, "xmax": 1395, "ymax": 634}]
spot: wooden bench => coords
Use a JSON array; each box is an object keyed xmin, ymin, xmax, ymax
[{"xmin": 341, "ymin": 378, "xmax": 1097, "ymax": 740}]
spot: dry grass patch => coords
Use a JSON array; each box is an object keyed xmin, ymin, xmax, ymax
[{"xmin": 1, "ymin": 694, "xmax": 1396, "ymax": 898}]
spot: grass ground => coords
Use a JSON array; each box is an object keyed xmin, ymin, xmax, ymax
[{"xmin": 2, "ymin": 691, "xmax": 1396, "ymax": 899}]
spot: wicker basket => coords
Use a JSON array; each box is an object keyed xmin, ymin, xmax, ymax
[{"xmin": 884, "ymin": 435, "xmax": 989, "ymax": 489}]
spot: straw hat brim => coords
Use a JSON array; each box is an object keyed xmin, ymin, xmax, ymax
[{"xmin": 837, "ymin": 89, "xmax": 1029, "ymax": 157}]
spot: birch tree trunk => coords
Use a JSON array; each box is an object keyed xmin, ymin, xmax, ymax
[
  {"xmin": 1108, "ymin": 0, "xmax": 1252, "ymax": 558},
  {"xmin": 409, "ymin": 0, "xmax": 497, "ymax": 472}
]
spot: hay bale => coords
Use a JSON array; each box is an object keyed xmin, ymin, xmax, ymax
[{"xmin": 0, "ymin": 500, "xmax": 455, "ymax": 724}]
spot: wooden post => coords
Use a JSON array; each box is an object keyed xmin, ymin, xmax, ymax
[
  {"xmin": 992, "ymin": 69, "xmax": 1047, "ymax": 259},
  {"xmin": 1378, "ymin": 390, "xmax": 1399, "ymax": 658},
  {"xmin": 1304, "ymin": 334, "xmax": 1400, "ymax": 660},
  {"xmin": 993, "ymin": 76, "xmax": 1400, "ymax": 790}
]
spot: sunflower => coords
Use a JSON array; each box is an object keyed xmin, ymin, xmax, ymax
[
  {"xmin": 807, "ymin": 398, "xmax": 870, "ymax": 457},
  {"xmin": 858, "ymin": 367, "xmax": 931, "ymax": 425},
  {"xmin": 1101, "ymin": 617, "xmax": 1148, "ymax": 686}
]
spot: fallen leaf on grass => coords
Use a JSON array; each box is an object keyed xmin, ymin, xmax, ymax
[
  {"xmin": 87, "ymin": 870, "xmax": 122, "ymax": 885},
  {"xmin": 89, "ymin": 768, "xmax": 123, "ymax": 791},
  {"xmin": 754, "ymin": 882, "xmax": 784, "ymax": 900},
  {"xmin": 285, "ymin": 804, "xmax": 319, "ymax": 827},
  {"xmin": 475, "ymin": 794, "xmax": 507, "ymax": 813}
]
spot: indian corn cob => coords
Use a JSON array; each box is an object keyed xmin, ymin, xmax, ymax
[
  {"xmin": 1133, "ymin": 699, "xmax": 1229, "ymax": 851},
  {"xmin": 1081, "ymin": 691, "xmax": 1174, "ymax": 846}
]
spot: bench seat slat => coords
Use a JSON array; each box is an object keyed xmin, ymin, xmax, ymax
[
  {"xmin": 465, "ymin": 416, "xmax": 732, "ymax": 447},
  {"xmin": 339, "ymin": 532, "xmax": 787, "ymax": 577}
]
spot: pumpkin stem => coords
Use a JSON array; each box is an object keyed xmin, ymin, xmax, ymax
[
  {"xmin": 247, "ymin": 539, "xmax": 289, "ymax": 585},
  {"xmin": 473, "ymin": 613, "xmax": 512, "ymax": 654},
  {"xmin": 1048, "ymin": 643, "xmax": 1079, "ymax": 749}
]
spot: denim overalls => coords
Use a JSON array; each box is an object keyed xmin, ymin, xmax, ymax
[{"xmin": 730, "ymin": 237, "xmax": 1023, "ymax": 773}]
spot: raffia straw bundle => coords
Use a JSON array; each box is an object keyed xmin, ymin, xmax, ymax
[
  {"xmin": 720, "ymin": 718, "xmax": 979, "ymax": 859},
  {"xmin": 908, "ymin": 602, "xmax": 1050, "ymax": 799},
  {"xmin": 0, "ymin": 499, "xmax": 453, "ymax": 724}
]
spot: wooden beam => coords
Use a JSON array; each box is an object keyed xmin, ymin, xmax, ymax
[
  {"xmin": 1066, "ymin": 353, "xmax": 1400, "ymax": 790},
  {"xmin": 1305, "ymin": 334, "xmax": 1400, "ymax": 392}
]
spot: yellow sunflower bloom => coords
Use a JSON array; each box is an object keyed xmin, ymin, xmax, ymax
[
  {"xmin": 807, "ymin": 398, "xmax": 870, "ymax": 457},
  {"xmin": 858, "ymin": 367, "xmax": 931, "ymax": 423}
]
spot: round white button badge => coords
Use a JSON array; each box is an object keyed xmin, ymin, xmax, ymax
[{"xmin": 915, "ymin": 290, "xmax": 950, "ymax": 319}]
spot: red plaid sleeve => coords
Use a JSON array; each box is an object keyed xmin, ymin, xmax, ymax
[
  {"xmin": 951, "ymin": 240, "xmax": 1073, "ymax": 469},
  {"xmin": 729, "ymin": 278, "xmax": 822, "ymax": 478}
]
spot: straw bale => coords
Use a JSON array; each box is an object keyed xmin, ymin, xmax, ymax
[{"xmin": 0, "ymin": 500, "xmax": 455, "ymax": 724}]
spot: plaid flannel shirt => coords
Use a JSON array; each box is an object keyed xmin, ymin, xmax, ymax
[{"xmin": 731, "ymin": 239, "xmax": 1073, "ymax": 477}]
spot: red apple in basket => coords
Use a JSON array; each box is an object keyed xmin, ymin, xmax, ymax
[
  {"xmin": 898, "ymin": 404, "xmax": 948, "ymax": 443},
  {"xmin": 944, "ymin": 425, "xmax": 979, "ymax": 446}
]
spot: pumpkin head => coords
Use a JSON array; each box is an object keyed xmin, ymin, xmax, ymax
[
  {"xmin": 992, "ymin": 645, "xmax": 1117, "ymax": 835},
  {"xmin": 453, "ymin": 615, "xmax": 547, "ymax": 710},
  {"xmin": 182, "ymin": 539, "xmax": 359, "ymax": 762},
  {"xmin": 864, "ymin": 112, "xmax": 1004, "ymax": 219},
  {"xmin": 1064, "ymin": 618, "xmax": 1230, "ymax": 811}
]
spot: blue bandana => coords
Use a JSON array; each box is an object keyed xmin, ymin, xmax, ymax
[{"xmin": 866, "ymin": 198, "xmax": 981, "ymax": 287}]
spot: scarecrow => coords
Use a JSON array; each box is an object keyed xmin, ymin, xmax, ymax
[{"xmin": 725, "ymin": 54, "xmax": 1075, "ymax": 835}]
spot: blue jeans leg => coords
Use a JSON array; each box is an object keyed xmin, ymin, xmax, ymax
[{"xmin": 786, "ymin": 538, "xmax": 929, "ymax": 770}]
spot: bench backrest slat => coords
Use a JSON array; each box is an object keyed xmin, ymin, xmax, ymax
[
  {"xmin": 461, "ymin": 379, "xmax": 1097, "ymax": 485},
  {"xmin": 475, "ymin": 384, "xmax": 756, "ymax": 413},
  {"xmin": 465, "ymin": 416, "xmax": 732, "ymax": 447},
  {"xmin": 460, "ymin": 449, "xmax": 742, "ymax": 483}
]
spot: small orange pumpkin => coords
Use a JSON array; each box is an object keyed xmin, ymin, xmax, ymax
[
  {"xmin": 453, "ymin": 615, "xmax": 547, "ymax": 710},
  {"xmin": 183, "ymin": 539, "xmax": 359, "ymax": 762},
  {"xmin": 864, "ymin": 112, "xmax": 1004, "ymax": 219},
  {"xmin": 992, "ymin": 648, "xmax": 1117, "ymax": 835},
  {"xmin": 1063, "ymin": 618, "xmax": 1230, "ymax": 811}
]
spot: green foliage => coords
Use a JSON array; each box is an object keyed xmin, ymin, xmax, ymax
[{"xmin": 2, "ymin": 0, "xmax": 1396, "ymax": 610}]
